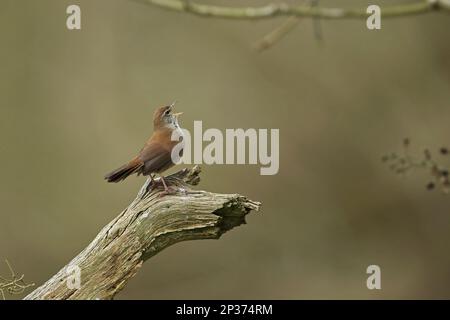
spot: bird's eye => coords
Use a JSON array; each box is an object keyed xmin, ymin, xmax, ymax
[{"xmin": 164, "ymin": 109, "xmax": 171, "ymax": 116}]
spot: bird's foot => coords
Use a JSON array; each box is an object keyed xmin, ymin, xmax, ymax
[
  {"xmin": 146, "ymin": 179, "xmax": 159, "ymax": 192},
  {"xmin": 146, "ymin": 175, "xmax": 180, "ymax": 197},
  {"xmin": 157, "ymin": 186, "xmax": 179, "ymax": 197},
  {"xmin": 146, "ymin": 176, "xmax": 164, "ymax": 192}
]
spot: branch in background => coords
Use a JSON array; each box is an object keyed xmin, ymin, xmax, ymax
[
  {"xmin": 142, "ymin": 0, "xmax": 450, "ymax": 20},
  {"xmin": 382, "ymin": 138, "xmax": 450, "ymax": 193},
  {"xmin": 140, "ymin": 0, "xmax": 450, "ymax": 51},
  {"xmin": 0, "ymin": 260, "xmax": 34, "ymax": 300},
  {"xmin": 24, "ymin": 166, "xmax": 261, "ymax": 300}
]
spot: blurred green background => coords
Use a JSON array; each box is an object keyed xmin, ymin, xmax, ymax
[{"xmin": 1, "ymin": 0, "xmax": 450, "ymax": 299}]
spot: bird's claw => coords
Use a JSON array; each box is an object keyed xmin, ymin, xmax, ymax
[{"xmin": 157, "ymin": 186, "xmax": 179, "ymax": 197}]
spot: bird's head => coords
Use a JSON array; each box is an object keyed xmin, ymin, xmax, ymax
[{"xmin": 153, "ymin": 101, "xmax": 182, "ymax": 129}]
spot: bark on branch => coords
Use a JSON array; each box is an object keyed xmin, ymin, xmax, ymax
[{"xmin": 24, "ymin": 166, "xmax": 261, "ymax": 300}]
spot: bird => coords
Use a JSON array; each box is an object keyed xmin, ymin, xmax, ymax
[{"xmin": 104, "ymin": 102, "xmax": 184, "ymax": 193}]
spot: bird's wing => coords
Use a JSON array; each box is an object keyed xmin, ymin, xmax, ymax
[{"xmin": 139, "ymin": 141, "xmax": 174, "ymax": 175}]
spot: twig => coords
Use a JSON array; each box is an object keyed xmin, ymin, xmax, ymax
[
  {"xmin": 254, "ymin": 16, "xmax": 301, "ymax": 52},
  {"xmin": 382, "ymin": 138, "xmax": 450, "ymax": 193},
  {"xmin": 311, "ymin": 0, "xmax": 323, "ymax": 41},
  {"xmin": 0, "ymin": 260, "xmax": 34, "ymax": 300}
]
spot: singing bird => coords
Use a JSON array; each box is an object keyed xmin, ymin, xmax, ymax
[{"xmin": 104, "ymin": 103, "xmax": 183, "ymax": 193}]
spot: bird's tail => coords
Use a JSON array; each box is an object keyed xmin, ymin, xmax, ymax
[{"xmin": 104, "ymin": 157, "xmax": 143, "ymax": 183}]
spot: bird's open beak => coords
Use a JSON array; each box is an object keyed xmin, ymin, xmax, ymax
[{"xmin": 173, "ymin": 112, "xmax": 183, "ymax": 117}]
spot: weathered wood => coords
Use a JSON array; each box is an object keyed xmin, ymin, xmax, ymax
[{"xmin": 24, "ymin": 166, "xmax": 261, "ymax": 300}]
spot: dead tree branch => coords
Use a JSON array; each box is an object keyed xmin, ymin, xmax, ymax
[{"xmin": 24, "ymin": 166, "xmax": 261, "ymax": 300}]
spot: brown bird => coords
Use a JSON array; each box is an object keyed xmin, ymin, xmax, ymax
[{"xmin": 105, "ymin": 103, "xmax": 183, "ymax": 193}]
